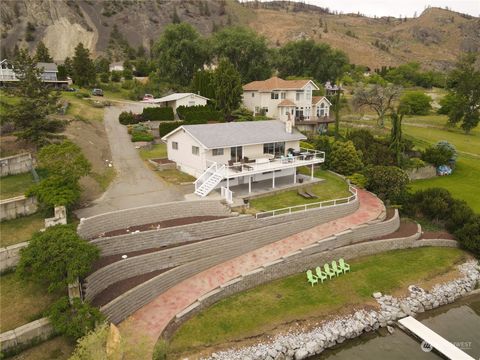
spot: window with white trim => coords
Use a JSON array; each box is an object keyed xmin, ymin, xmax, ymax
[
  {"xmin": 212, "ymin": 148, "xmax": 224, "ymax": 156},
  {"xmin": 192, "ymin": 146, "xmax": 199, "ymax": 155},
  {"xmin": 271, "ymin": 92, "xmax": 279, "ymax": 100},
  {"xmin": 281, "ymin": 92, "xmax": 286, "ymax": 99},
  {"xmin": 296, "ymin": 90, "xmax": 303, "ymax": 101},
  {"xmin": 172, "ymin": 141, "xmax": 178, "ymax": 150}
]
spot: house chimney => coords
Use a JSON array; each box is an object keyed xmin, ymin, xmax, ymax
[{"xmin": 285, "ymin": 115, "xmax": 293, "ymax": 134}]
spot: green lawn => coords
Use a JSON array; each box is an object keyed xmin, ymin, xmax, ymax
[
  {"xmin": 0, "ymin": 172, "xmax": 35, "ymax": 200},
  {"xmin": 249, "ymin": 169, "xmax": 350, "ymax": 212},
  {"xmin": 0, "ymin": 212, "xmax": 45, "ymax": 247},
  {"xmin": 139, "ymin": 143, "xmax": 167, "ymax": 160},
  {"xmin": 8, "ymin": 336, "xmax": 74, "ymax": 360},
  {"xmin": 0, "ymin": 273, "xmax": 63, "ymax": 332},
  {"xmin": 168, "ymin": 247, "xmax": 467, "ymax": 356},
  {"xmin": 61, "ymin": 93, "xmax": 104, "ymax": 122}
]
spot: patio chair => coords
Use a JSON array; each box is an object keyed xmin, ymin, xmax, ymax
[
  {"xmin": 305, "ymin": 189, "xmax": 318, "ymax": 198},
  {"xmin": 298, "ymin": 189, "xmax": 312, "ymax": 199},
  {"xmin": 306, "ymin": 270, "xmax": 318, "ymax": 286},
  {"xmin": 339, "ymin": 258, "xmax": 350, "ymax": 273},
  {"xmin": 331, "ymin": 260, "xmax": 343, "ymax": 276},
  {"xmin": 324, "ymin": 263, "xmax": 336, "ymax": 279},
  {"xmin": 280, "ymin": 155, "xmax": 288, "ymax": 164},
  {"xmin": 287, "ymin": 153, "xmax": 295, "ymax": 162},
  {"xmin": 315, "ymin": 266, "xmax": 328, "ymax": 283}
]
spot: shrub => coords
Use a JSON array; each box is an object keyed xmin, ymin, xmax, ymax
[
  {"xmin": 110, "ymin": 71, "xmax": 121, "ymax": 82},
  {"xmin": 99, "ymin": 73, "xmax": 109, "ymax": 83},
  {"xmin": 17, "ymin": 225, "xmax": 99, "ymax": 292},
  {"xmin": 159, "ymin": 121, "xmax": 184, "ymax": 137},
  {"xmin": 27, "ymin": 176, "xmax": 81, "ymax": 208},
  {"xmin": 231, "ymin": 107, "xmax": 254, "ymax": 122},
  {"xmin": 399, "ymin": 91, "xmax": 432, "ymax": 115},
  {"xmin": 363, "ymin": 165, "xmax": 409, "ymax": 203},
  {"xmin": 119, "ymin": 111, "xmax": 140, "ymax": 125},
  {"xmin": 177, "ymin": 105, "xmax": 222, "ymax": 123},
  {"xmin": 408, "ymin": 157, "xmax": 426, "ymax": 169},
  {"xmin": 347, "ymin": 173, "xmax": 367, "ymax": 188},
  {"xmin": 131, "ymin": 131, "xmax": 154, "ymax": 142},
  {"xmin": 142, "ymin": 107, "xmax": 174, "ymax": 121},
  {"xmin": 300, "ymin": 141, "xmax": 314, "ymax": 150},
  {"xmin": 75, "ymin": 91, "xmax": 90, "ymax": 99},
  {"xmin": 454, "ymin": 215, "xmax": 480, "ymax": 255},
  {"xmin": 47, "ymin": 297, "xmax": 104, "ymax": 340},
  {"xmin": 69, "ymin": 323, "xmax": 109, "ymax": 360},
  {"xmin": 421, "ymin": 145, "xmax": 454, "ymax": 167},
  {"xmin": 329, "ymin": 141, "xmax": 363, "ymax": 176},
  {"xmin": 404, "ymin": 188, "xmax": 454, "ymax": 221},
  {"xmin": 436, "ymin": 140, "xmax": 457, "ymax": 161},
  {"xmin": 347, "ymin": 129, "xmax": 395, "ymax": 166}
]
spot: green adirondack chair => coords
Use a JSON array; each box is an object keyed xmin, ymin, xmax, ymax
[
  {"xmin": 331, "ymin": 260, "xmax": 343, "ymax": 276},
  {"xmin": 324, "ymin": 263, "xmax": 336, "ymax": 279},
  {"xmin": 306, "ymin": 270, "xmax": 318, "ymax": 286},
  {"xmin": 339, "ymin": 258, "xmax": 350, "ymax": 273},
  {"xmin": 315, "ymin": 266, "xmax": 328, "ymax": 283}
]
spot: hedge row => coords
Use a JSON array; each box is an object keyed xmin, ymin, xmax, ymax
[
  {"xmin": 119, "ymin": 111, "xmax": 143, "ymax": 125},
  {"xmin": 142, "ymin": 107, "xmax": 174, "ymax": 121},
  {"xmin": 177, "ymin": 105, "xmax": 222, "ymax": 122}
]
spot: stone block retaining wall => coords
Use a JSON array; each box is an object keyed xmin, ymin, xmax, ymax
[
  {"xmin": 0, "ymin": 242, "xmax": 28, "ymax": 273},
  {"xmin": 0, "ymin": 153, "xmax": 33, "ymax": 177},
  {"xmin": 77, "ymin": 200, "xmax": 232, "ymax": 239},
  {"xmin": 95, "ymin": 200, "xmax": 364, "ymax": 323},
  {"xmin": 162, "ymin": 228, "xmax": 455, "ymax": 339},
  {"xmin": 0, "ymin": 196, "xmax": 38, "ymax": 221},
  {"xmin": 0, "ymin": 318, "xmax": 54, "ymax": 354}
]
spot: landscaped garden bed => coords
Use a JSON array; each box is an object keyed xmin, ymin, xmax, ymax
[{"xmin": 166, "ymin": 247, "xmax": 468, "ymax": 358}]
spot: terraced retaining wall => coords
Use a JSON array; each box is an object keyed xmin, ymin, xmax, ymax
[
  {"xmin": 93, "ymin": 200, "xmax": 365, "ymax": 323},
  {"xmin": 0, "ymin": 242, "xmax": 28, "ymax": 273},
  {"xmin": 77, "ymin": 200, "xmax": 232, "ymax": 239},
  {"xmin": 162, "ymin": 224, "xmax": 458, "ymax": 339},
  {"xmin": 0, "ymin": 196, "xmax": 38, "ymax": 221},
  {"xmin": 0, "ymin": 318, "xmax": 54, "ymax": 354},
  {"xmin": 0, "ymin": 153, "xmax": 33, "ymax": 177}
]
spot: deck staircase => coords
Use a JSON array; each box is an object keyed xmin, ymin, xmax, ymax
[{"xmin": 194, "ymin": 163, "xmax": 225, "ymax": 197}]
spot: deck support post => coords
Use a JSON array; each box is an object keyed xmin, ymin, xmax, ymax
[
  {"xmin": 293, "ymin": 169, "xmax": 297, "ymax": 184},
  {"xmin": 272, "ymin": 171, "xmax": 275, "ymax": 188},
  {"xmin": 248, "ymin": 176, "xmax": 252, "ymax": 193},
  {"xmin": 227, "ymin": 177, "xmax": 229, "ymax": 190},
  {"xmin": 311, "ymin": 164, "xmax": 314, "ymax": 180}
]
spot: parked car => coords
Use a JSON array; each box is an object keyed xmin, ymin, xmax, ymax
[
  {"xmin": 92, "ymin": 88, "xmax": 104, "ymax": 96},
  {"xmin": 63, "ymin": 87, "xmax": 77, "ymax": 92},
  {"xmin": 143, "ymin": 94, "xmax": 154, "ymax": 101}
]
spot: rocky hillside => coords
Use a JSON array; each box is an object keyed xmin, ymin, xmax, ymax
[{"xmin": 1, "ymin": 0, "xmax": 479, "ymax": 71}]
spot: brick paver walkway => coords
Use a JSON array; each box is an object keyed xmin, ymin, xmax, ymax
[{"xmin": 119, "ymin": 189, "xmax": 384, "ymax": 355}]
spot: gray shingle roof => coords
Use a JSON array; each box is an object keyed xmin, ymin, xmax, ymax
[
  {"xmin": 36, "ymin": 62, "xmax": 58, "ymax": 72},
  {"xmin": 180, "ymin": 120, "xmax": 306, "ymax": 149}
]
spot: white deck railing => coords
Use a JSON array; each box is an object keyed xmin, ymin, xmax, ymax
[
  {"xmin": 222, "ymin": 148, "xmax": 325, "ymax": 177},
  {"xmin": 255, "ymin": 186, "xmax": 357, "ymax": 219}
]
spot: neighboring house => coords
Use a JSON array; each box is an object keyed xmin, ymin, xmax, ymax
[
  {"xmin": 242, "ymin": 76, "xmax": 334, "ymax": 133},
  {"xmin": 161, "ymin": 120, "xmax": 325, "ymax": 199},
  {"xmin": 141, "ymin": 93, "xmax": 209, "ymax": 114},
  {"xmin": 0, "ymin": 59, "xmax": 68, "ymax": 87},
  {"xmin": 109, "ymin": 62, "xmax": 124, "ymax": 72}
]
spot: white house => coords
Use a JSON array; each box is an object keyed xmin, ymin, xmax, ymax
[
  {"xmin": 0, "ymin": 59, "xmax": 68, "ymax": 87},
  {"xmin": 141, "ymin": 93, "xmax": 209, "ymax": 114},
  {"xmin": 242, "ymin": 76, "xmax": 334, "ymax": 133},
  {"xmin": 161, "ymin": 120, "xmax": 325, "ymax": 199},
  {"xmin": 109, "ymin": 62, "xmax": 124, "ymax": 72}
]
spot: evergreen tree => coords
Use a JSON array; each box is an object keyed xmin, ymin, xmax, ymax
[
  {"xmin": 191, "ymin": 70, "xmax": 215, "ymax": 99},
  {"xmin": 35, "ymin": 41, "xmax": 53, "ymax": 62},
  {"xmin": 212, "ymin": 58, "xmax": 243, "ymax": 116},
  {"xmin": 72, "ymin": 43, "xmax": 96, "ymax": 87},
  {"xmin": 7, "ymin": 50, "xmax": 63, "ymax": 147},
  {"xmin": 63, "ymin": 57, "xmax": 73, "ymax": 76}
]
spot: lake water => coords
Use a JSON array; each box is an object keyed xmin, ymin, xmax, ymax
[{"xmin": 311, "ymin": 293, "xmax": 480, "ymax": 360}]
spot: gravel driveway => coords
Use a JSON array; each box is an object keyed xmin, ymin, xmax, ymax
[{"xmin": 75, "ymin": 103, "xmax": 185, "ymax": 219}]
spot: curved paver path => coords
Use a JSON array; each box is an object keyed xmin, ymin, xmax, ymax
[
  {"xmin": 119, "ymin": 189, "xmax": 384, "ymax": 355},
  {"xmin": 76, "ymin": 103, "xmax": 185, "ymax": 219}
]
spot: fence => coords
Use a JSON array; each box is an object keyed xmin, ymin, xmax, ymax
[{"xmin": 255, "ymin": 186, "xmax": 357, "ymax": 219}]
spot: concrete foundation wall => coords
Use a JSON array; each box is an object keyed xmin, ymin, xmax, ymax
[
  {"xmin": 77, "ymin": 200, "xmax": 232, "ymax": 239},
  {"xmin": 0, "ymin": 153, "xmax": 33, "ymax": 177},
  {"xmin": 0, "ymin": 318, "xmax": 54, "ymax": 353},
  {"xmin": 0, "ymin": 242, "xmax": 29, "ymax": 273},
  {"xmin": 0, "ymin": 196, "xmax": 38, "ymax": 221}
]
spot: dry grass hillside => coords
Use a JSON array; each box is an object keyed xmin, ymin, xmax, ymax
[{"xmin": 1, "ymin": 0, "xmax": 478, "ymax": 70}]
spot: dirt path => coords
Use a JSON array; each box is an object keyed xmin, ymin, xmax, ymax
[{"xmin": 75, "ymin": 104, "xmax": 185, "ymax": 219}]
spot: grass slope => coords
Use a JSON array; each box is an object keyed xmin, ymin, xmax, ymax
[
  {"xmin": 0, "ymin": 212, "xmax": 45, "ymax": 247},
  {"xmin": 169, "ymin": 247, "xmax": 466, "ymax": 356}
]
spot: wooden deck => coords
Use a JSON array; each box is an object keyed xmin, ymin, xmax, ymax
[{"xmin": 398, "ymin": 316, "xmax": 475, "ymax": 360}]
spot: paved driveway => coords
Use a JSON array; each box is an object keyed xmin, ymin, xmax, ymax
[{"xmin": 75, "ymin": 103, "xmax": 185, "ymax": 219}]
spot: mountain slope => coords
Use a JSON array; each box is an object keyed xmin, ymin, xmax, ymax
[{"xmin": 1, "ymin": 0, "xmax": 478, "ymax": 71}]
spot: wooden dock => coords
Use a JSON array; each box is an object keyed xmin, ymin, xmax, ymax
[{"xmin": 398, "ymin": 316, "xmax": 475, "ymax": 360}]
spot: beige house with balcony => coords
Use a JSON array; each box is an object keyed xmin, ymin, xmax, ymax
[
  {"xmin": 161, "ymin": 120, "xmax": 325, "ymax": 201},
  {"xmin": 242, "ymin": 77, "xmax": 334, "ymax": 133}
]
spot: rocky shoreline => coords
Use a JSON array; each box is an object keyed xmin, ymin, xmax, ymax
[{"xmin": 205, "ymin": 260, "xmax": 480, "ymax": 360}]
